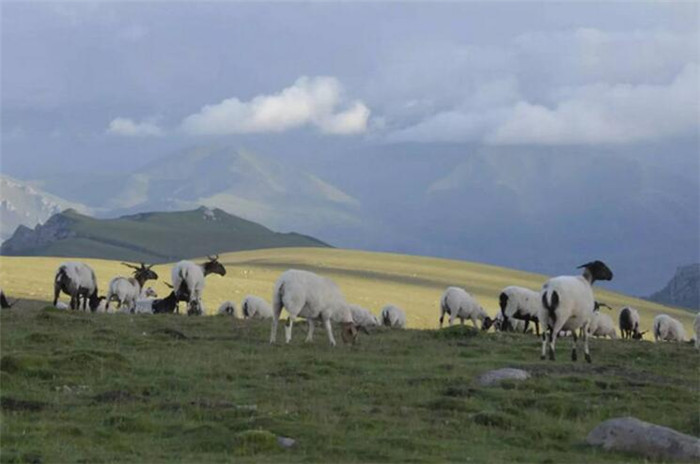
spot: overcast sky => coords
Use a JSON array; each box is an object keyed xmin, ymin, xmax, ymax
[{"xmin": 2, "ymin": 1, "xmax": 698, "ymax": 176}]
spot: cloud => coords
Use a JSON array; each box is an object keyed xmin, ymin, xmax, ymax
[
  {"xmin": 181, "ymin": 76, "xmax": 370, "ymax": 135},
  {"xmin": 107, "ymin": 117, "xmax": 164, "ymax": 137}
]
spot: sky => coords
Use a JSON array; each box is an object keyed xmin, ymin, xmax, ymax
[{"xmin": 1, "ymin": 1, "xmax": 699, "ymax": 294}]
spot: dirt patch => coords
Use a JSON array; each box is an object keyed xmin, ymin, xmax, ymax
[{"xmin": 1, "ymin": 397, "xmax": 47, "ymax": 412}]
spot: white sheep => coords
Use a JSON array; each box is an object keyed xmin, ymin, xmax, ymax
[
  {"xmin": 171, "ymin": 255, "xmax": 226, "ymax": 315},
  {"xmin": 439, "ymin": 287, "xmax": 492, "ymax": 330},
  {"xmin": 619, "ymin": 306, "xmax": 644, "ymax": 340},
  {"xmin": 380, "ymin": 304, "xmax": 406, "ymax": 329},
  {"xmin": 694, "ymin": 313, "xmax": 700, "ymax": 350},
  {"xmin": 217, "ymin": 301, "xmax": 237, "ymax": 317},
  {"xmin": 653, "ymin": 314, "xmax": 686, "ymax": 343},
  {"xmin": 269, "ymin": 269, "xmax": 357, "ymax": 347},
  {"xmin": 540, "ymin": 260, "xmax": 613, "ymax": 363},
  {"xmin": 241, "ymin": 295, "xmax": 273, "ymax": 320},
  {"xmin": 53, "ymin": 261, "xmax": 104, "ymax": 311},
  {"xmin": 588, "ymin": 311, "xmax": 618, "ymax": 339},
  {"xmin": 106, "ymin": 263, "xmax": 158, "ymax": 312},
  {"xmin": 498, "ymin": 286, "xmax": 541, "ymax": 335},
  {"xmin": 349, "ymin": 304, "xmax": 380, "ymax": 332}
]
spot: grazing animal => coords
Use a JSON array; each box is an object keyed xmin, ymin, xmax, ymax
[
  {"xmin": 493, "ymin": 311, "xmax": 526, "ymax": 332},
  {"xmin": 588, "ymin": 311, "xmax": 618, "ymax": 339},
  {"xmin": 349, "ymin": 304, "xmax": 380, "ymax": 333},
  {"xmin": 151, "ymin": 291, "xmax": 179, "ymax": 314},
  {"xmin": 694, "ymin": 313, "xmax": 700, "ymax": 349},
  {"xmin": 440, "ymin": 287, "xmax": 493, "ymax": 330},
  {"xmin": 218, "ymin": 301, "xmax": 237, "ymax": 317},
  {"xmin": 270, "ymin": 269, "xmax": 357, "ymax": 347},
  {"xmin": 499, "ymin": 286, "xmax": 541, "ymax": 335},
  {"xmin": 172, "ymin": 255, "xmax": 226, "ymax": 314},
  {"xmin": 106, "ymin": 262, "xmax": 159, "ymax": 312},
  {"xmin": 653, "ymin": 314, "xmax": 686, "ymax": 343},
  {"xmin": 241, "ymin": 295, "xmax": 273, "ymax": 320},
  {"xmin": 540, "ymin": 260, "xmax": 613, "ymax": 363},
  {"xmin": 619, "ymin": 307, "xmax": 644, "ymax": 340},
  {"xmin": 53, "ymin": 261, "xmax": 104, "ymax": 311},
  {"xmin": 380, "ymin": 304, "xmax": 407, "ymax": 328},
  {"xmin": 0, "ymin": 289, "xmax": 19, "ymax": 309}
]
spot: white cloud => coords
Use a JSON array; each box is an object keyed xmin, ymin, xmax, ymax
[
  {"xmin": 107, "ymin": 117, "xmax": 164, "ymax": 137},
  {"xmin": 181, "ymin": 76, "xmax": 370, "ymax": 135}
]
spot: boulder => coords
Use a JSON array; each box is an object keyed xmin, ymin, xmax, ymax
[{"xmin": 477, "ymin": 368, "xmax": 530, "ymax": 387}]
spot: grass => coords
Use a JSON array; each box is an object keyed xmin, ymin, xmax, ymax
[
  {"xmin": 0, "ymin": 247, "xmax": 695, "ymax": 332},
  {"xmin": 1, "ymin": 301, "xmax": 698, "ymax": 463}
]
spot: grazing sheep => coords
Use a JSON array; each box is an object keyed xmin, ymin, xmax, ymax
[
  {"xmin": 588, "ymin": 311, "xmax": 618, "ymax": 339},
  {"xmin": 269, "ymin": 269, "xmax": 357, "ymax": 347},
  {"xmin": 218, "ymin": 301, "xmax": 237, "ymax": 317},
  {"xmin": 619, "ymin": 307, "xmax": 644, "ymax": 340},
  {"xmin": 0, "ymin": 289, "xmax": 19, "ymax": 309},
  {"xmin": 349, "ymin": 304, "xmax": 380, "ymax": 333},
  {"xmin": 493, "ymin": 311, "xmax": 526, "ymax": 332},
  {"xmin": 241, "ymin": 295, "xmax": 273, "ymax": 320},
  {"xmin": 151, "ymin": 291, "xmax": 179, "ymax": 314},
  {"xmin": 171, "ymin": 255, "xmax": 226, "ymax": 314},
  {"xmin": 694, "ymin": 313, "xmax": 700, "ymax": 349},
  {"xmin": 380, "ymin": 304, "xmax": 406, "ymax": 329},
  {"xmin": 653, "ymin": 314, "xmax": 686, "ymax": 343},
  {"xmin": 499, "ymin": 286, "xmax": 541, "ymax": 335},
  {"xmin": 53, "ymin": 261, "xmax": 104, "ymax": 311},
  {"xmin": 440, "ymin": 287, "xmax": 493, "ymax": 330},
  {"xmin": 106, "ymin": 262, "xmax": 159, "ymax": 312},
  {"xmin": 540, "ymin": 260, "xmax": 613, "ymax": 363}
]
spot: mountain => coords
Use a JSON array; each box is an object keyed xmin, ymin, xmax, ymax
[
  {"xmin": 0, "ymin": 175, "xmax": 91, "ymax": 242},
  {"xmin": 648, "ymin": 264, "xmax": 700, "ymax": 311},
  {"xmin": 0, "ymin": 207, "xmax": 329, "ymax": 263}
]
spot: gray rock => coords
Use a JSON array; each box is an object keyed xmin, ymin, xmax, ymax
[
  {"xmin": 587, "ymin": 416, "xmax": 700, "ymax": 462},
  {"xmin": 277, "ymin": 436, "xmax": 296, "ymax": 449},
  {"xmin": 477, "ymin": 368, "xmax": 530, "ymax": 386}
]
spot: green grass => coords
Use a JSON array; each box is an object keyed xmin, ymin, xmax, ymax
[{"xmin": 1, "ymin": 301, "xmax": 698, "ymax": 463}]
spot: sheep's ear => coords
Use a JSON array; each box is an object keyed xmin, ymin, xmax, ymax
[{"xmin": 164, "ymin": 282, "xmax": 174, "ymax": 289}]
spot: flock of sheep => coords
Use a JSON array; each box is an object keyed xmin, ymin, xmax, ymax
[{"xmin": 1, "ymin": 256, "xmax": 698, "ymax": 361}]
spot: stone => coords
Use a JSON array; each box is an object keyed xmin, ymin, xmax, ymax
[
  {"xmin": 477, "ymin": 368, "xmax": 530, "ymax": 386},
  {"xmin": 277, "ymin": 436, "xmax": 296, "ymax": 449}
]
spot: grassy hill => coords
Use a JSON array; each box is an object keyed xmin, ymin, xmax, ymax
[
  {"xmin": 0, "ymin": 208, "xmax": 329, "ymax": 263},
  {"xmin": 0, "ymin": 248, "xmax": 694, "ymax": 332}
]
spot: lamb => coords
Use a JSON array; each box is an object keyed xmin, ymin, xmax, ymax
[
  {"xmin": 380, "ymin": 304, "xmax": 406, "ymax": 329},
  {"xmin": 0, "ymin": 289, "xmax": 19, "ymax": 309},
  {"xmin": 217, "ymin": 301, "xmax": 237, "ymax": 317},
  {"xmin": 619, "ymin": 306, "xmax": 644, "ymax": 340},
  {"xmin": 588, "ymin": 311, "xmax": 617, "ymax": 339},
  {"xmin": 499, "ymin": 286, "xmax": 541, "ymax": 335},
  {"xmin": 439, "ymin": 287, "xmax": 493, "ymax": 330},
  {"xmin": 171, "ymin": 255, "xmax": 226, "ymax": 314},
  {"xmin": 106, "ymin": 263, "xmax": 158, "ymax": 312},
  {"xmin": 241, "ymin": 295, "xmax": 273, "ymax": 320},
  {"xmin": 269, "ymin": 269, "xmax": 357, "ymax": 347},
  {"xmin": 694, "ymin": 313, "xmax": 700, "ymax": 350},
  {"xmin": 540, "ymin": 260, "xmax": 613, "ymax": 363},
  {"xmin": 349, "ymin": 304, "xmax": 380, "ymax": 332},
  {"xmin": 53, "ymin": 261, "xmax": 104, "ymax": 311},
  {"xmin": 653, "ymin": 314, "xmax": 686, "ymax": 343},
  {"xmin": 151, "ymin": 291, "xmax": 179, "ymax": 314}
]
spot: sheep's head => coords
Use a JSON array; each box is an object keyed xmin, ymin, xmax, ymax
[
  {"xmin": 89, "ymin": 294, "xmax": 106, "ymax": 312},
  {"xmin": 341, "ymin": 322, "xmax": 359, "ymax": 344},
  {"xmin": 203, "ymin": 255, "xmax": 227, "ymax": 277},
  {"xmin": 594, "ymin": 301, "xmax": 612, "ymax": 312},
  {"xmin": 578, "ymin": 261, "xmax": 613, "ymax": 283},
  {"xmin": 633, "ymin": 330, "xmax": 647, "ymax": 340},
  {"xmin": 143, "ymin": 287, "xmax": 158, "ymax": 298},
  {"xmin": 481, "ymin": 316, "xmax": 494, "ymax": 331}
]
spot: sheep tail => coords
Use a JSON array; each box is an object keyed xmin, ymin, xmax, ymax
[
  {"xmin": 273, "ymin": 282, "xmax": 285, "ymax": 319},
  {"xmin": 541, "ymin": 290, "xmax": 559, "ymax": 325},
  {"xmin": 654, "ymin": 322, "xmax": 661, "ymax": 340}
]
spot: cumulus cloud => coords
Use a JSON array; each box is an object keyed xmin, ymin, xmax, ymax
[
  {"xmin": 107, "ymin": 117, "xmax": 164, "ymax": 137},
  {"xmin": 181, "ymin": 76, "xmax": 370, "ymax": 135}
]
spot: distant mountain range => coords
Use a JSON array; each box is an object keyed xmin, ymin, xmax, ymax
[
  {"xmin": 0, "ymin": 207, "xmax": 329, "ymax": 263},
  {"xmin": 648, "ymin": 264, "xmax": 699, "ymax": 311}
]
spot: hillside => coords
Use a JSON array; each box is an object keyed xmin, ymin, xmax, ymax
[
  {"xmin": 0, "ymin": 175, "xmax": 91, "ymax": 242},
  {"xmin": 0, "ymin": 248, "xmax": 693, "ymax": 333},
  {"xmin": 0, "ymin": 208, "xmax": 329, "ymax": 263},
  {"xmin": 648, "ymin": 263, "xmax": 700, "ymax": 311}
]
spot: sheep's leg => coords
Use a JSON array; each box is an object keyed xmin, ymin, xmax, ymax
[
  {"xmin": 471, "ymin": 316, "xmax": 478, "ymax": 329},
  {"xmin": 284, "ymin": 317, "xmax": 294, "ymax": 344},
  {"xmin": 270, "ymin": 305, "xmax": 283, "ymax": 345},
  {"xmin": 305, "ymin": 319, "xmax": 314, "ymax": 343},
  {"xmin": 70, "ymin": 294, "xmax": 77, "ymax": 310},
  {"xmin": 439, "ymin": 307, "xmax": 445, "ymax": 328},
  {"xmin": 548, "ymin": 330, "xmax": 558, "ymax": 361},
  {"xmin": 523, "ymin": 318, "xmax": 530, "ymax": 333},
  {"xmin": 322, "ymin": 316, "xmax": 336, "ymax": 347},
  {"xmin": 571, "ymin": 331, "xmax": 578, "ymax": 362},
  {"xmin": 534, "ymin": 320, "xmax": 540, "ymax": 337},
  {"xmin": 582, "ymin": 323, "xmax": 592, "ymax": 363},
  {"xmin": 53, "ymin": 284, "xmax": 61, "ymax": 307},
  {"xmin": 540, "ymin": 329, "xmax": 549, "ymax": 360}
]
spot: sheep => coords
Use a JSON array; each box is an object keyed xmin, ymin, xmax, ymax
[
  {"xmin": 106, "ymin": 262, "xmax": 159, "ymax": 312},
  {"xmin": 349, "ymin": 304, "xmax": 380, "ymax": 333},
  {"xmin": 695, "ymin": 313, "xmax": 700, "ymax": 350},
  {"xmin": 493, "ymin": 311, "xmax": 526, "ymax": 332},
  {"xmin": 588, "ymin": 311, "xmax": 618, "ymax": 339},
  {"xmin": 241, "ymin": 295, "xmax": 273, "ymax": 320},
  {"xmin": 380, "ymin": 304, "xmax": 406, "ymax": 329},
  {"xmin": 499, "ymin": 286, "xmax": 541, "ymax": 335},
  {"xmin": 439, "ymin": 287, "xmax": 493, "ymax": 330},
  {"xmin": 53, "ymin": 261, "xmax": 104, "ymax": 311},
  {"xmin": 619, "ymin": 306, "xmax": 645, "ymax": 340},
  {"xmin": 653, "ymin": 314, "xmax": 686, "ymax": 343},
  {"xmin": 269, "ymin": 269, "xmax": 357, "ymax": 347},
  {"xmin": 540, "ymin": 260, "xmax": 613, "ymax": 363},
  {"xmin": 171, "ymin": 255, "xmax": 226, "ymax": 314},
  {"xmin": 142, "ymin": 287, "xmax": 157, "ymax": 298},
  {"xmin": 151, "ymin": 291, "xmax": 179, "ymax": 314},
  {"xmin": 218, "ymin": 301, "xmax": 237, "ymax": 317},
  {"xmin": 0, "ymin": 289, "xmax": 19, "ymax": 309}
]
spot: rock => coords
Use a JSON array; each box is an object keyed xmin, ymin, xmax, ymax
[
  {"xmin": 277, "ymin": 436, "xmax": 296, "ymax": 449},
  {"xmin": 587, "ymin": 416, "xmax": 700, "ymax": 462},
  {"xmin": 477, "ymin": 368, "xmax": 530, "ymax": 386}
]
